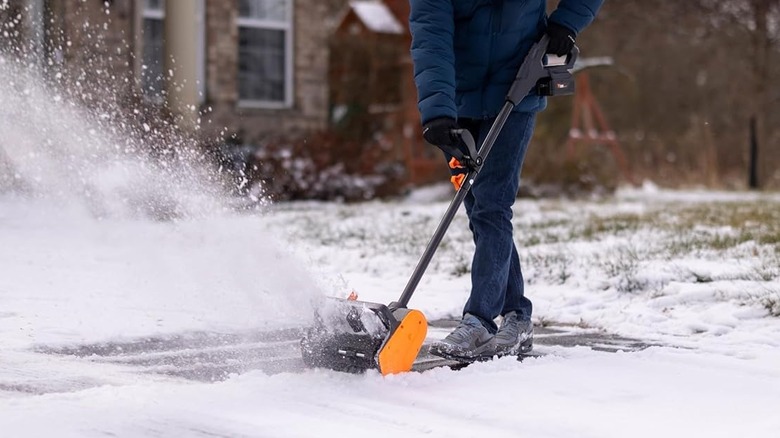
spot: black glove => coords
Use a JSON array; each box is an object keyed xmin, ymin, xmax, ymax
[
  {"xmin": 423, "ymin": 118, "xmax": 471, "ymax": 190},
  {"xmin": 546, "ymin": 22, "xmax": 576, "ymax": 56},
  {"xmin": 422, "ymin": 117, "xmax": 460, "ymax": 148}
]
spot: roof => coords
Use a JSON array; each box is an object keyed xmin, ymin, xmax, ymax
[{"xmin": 349, "ymin": 1, "xmax": 404, "ymax": 35}]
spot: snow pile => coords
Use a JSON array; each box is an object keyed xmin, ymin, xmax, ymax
[{"xmin": 2, "ymin": 347, "xmax": 779, "ymax": 437}]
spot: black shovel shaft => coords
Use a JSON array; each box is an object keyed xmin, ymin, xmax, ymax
[{"xmin": 394, "ymin": 101, "xmax": 515, "ymax": 309}]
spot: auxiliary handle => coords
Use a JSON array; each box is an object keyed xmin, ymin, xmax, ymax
[{"xmin": 507, "ymin": 34, "xmax": 579, "ymax": 104}]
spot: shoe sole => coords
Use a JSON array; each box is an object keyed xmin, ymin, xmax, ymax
[
  {"xmin": 429, "ymin": 347, "xmax": 494, "ymax": 363},
  {"xmin": 494, "ymin": 334, "xmax": 533, "ymax": 357},
  {"xmin": 429, "ymin": 343, "xmax": 495, "ymax": 363}
]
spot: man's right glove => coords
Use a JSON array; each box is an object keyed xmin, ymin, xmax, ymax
[
  {"xmin": 422, "ymin": 117, "xmax": 470, "ymax": 190},
  {"xmin": 422, "ymin": 117, "xmax": 461, "ymax": 149}
]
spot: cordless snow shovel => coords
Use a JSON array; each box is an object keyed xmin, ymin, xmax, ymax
[{"xmin": 300, "ymin": 35, "xmax": 578, "ymax": 375}]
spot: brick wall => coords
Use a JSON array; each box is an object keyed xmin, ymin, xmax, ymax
[
  {"xmin": 203, "ymin": 0, "xmax": 239, "ymax": 131},
  {"xmin": 56, "ymin": 0, "xmax": 137, "ymax": 104}
]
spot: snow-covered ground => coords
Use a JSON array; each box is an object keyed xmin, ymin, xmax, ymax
[
  {"xmin": 2, "ymin": 53, "xmax": 779, "ymax": 438},
  {"xmin": 1, "ymin": 185, "xmax": 779, "ymax": 437}
]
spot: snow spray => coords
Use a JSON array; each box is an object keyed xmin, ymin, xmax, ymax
[{"xmin": 0, "ymin": 5, "xmax": 319, "ymax": 355}]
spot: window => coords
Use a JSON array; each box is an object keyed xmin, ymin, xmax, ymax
[
  {"xmin": 141, "ymin": 0, "xmax": 165, "ymax": 98},
  {"xmin": 237, "ymin": 0, "xmax": 293, "ymax": 107}
]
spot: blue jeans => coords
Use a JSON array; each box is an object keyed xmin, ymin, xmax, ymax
[{"xmin": 453, "ymin": 112, "xmax": 535, "ymax": 333}]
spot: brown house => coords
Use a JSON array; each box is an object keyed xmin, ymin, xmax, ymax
[
  {"xmin": 331, "ymin": 0, "xmax": 444, "ymax": 186},
  {"xmin": 1, "ymin": 0, "xmax": 442, "ymax": 192}
]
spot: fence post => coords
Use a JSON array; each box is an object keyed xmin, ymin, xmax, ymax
[{"xmin": 749, "ymin": 116, "xmax": 759, "ymax": 190}]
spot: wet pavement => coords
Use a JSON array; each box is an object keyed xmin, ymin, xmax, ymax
[
  {"xmin": 31, "ymin": 320, "xmax": 657, "ymax": 385},
  {"xmin": 35, "ymin": 328, "xmax": 308, "ymax": 383}
]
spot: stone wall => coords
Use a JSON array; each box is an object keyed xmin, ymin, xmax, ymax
[{"xmin": 202, "ymin": 0, "xmax": 332, "ymax": 144}]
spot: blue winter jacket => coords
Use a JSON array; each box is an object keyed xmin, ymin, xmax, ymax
[{"xmin": 410, "ymin": 0, "xmax": 604, "ymax": 124}]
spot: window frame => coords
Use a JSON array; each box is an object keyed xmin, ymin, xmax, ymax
[
  {"xmin": 142, "ymin": 0, "xmax": 164, "ymax": 20},
  {"xmin": 236, "ymin": 0, "xmax": 294, "ymax": 109}
]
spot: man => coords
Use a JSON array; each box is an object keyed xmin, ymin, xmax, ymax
[{"xmin": 409, "ymin": 0, "xmax": 604, "ymax": 361}]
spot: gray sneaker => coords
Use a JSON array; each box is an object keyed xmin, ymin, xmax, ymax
[
  {"xmin": 429, "ymin": 314, "xmax": 495, "ymax": 360},
  {"xmin": 494, "ymin": 311, "xmax": 533, "ymax": 356}
]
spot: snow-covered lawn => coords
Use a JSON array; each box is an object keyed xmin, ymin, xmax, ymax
[
  {"xmin": 1, "ymin": 186, "xmax": 779, "ymax": 437},
  {"xmin": 266, "ymin": 185, "xmax": 780, "ymax": 357}
]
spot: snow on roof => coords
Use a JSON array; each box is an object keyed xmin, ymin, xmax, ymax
[
  {"xmin": 573, "ymin": 56, "xmax": 614, "ymax": 73},
  {"xmin": 349, "ymin": 1, "xmax": 404, "ymax": 35}
]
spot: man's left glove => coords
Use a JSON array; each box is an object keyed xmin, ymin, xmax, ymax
[{"xmin": 545, "ymin": 22, "xmax": 576, "ymax": 56}]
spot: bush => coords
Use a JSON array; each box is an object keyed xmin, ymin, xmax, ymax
[{"xmin": 216, "ymin": 131, "xmax": 406, "ymax": 203}]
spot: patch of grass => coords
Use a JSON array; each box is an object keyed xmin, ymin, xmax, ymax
[
  {"xmin": 536, "ymin": 316, "xmax": 553, "ymax": 327},
  {"xmin": 762, "ymin": 294, "xmax": 780, "ymax": 317},
  {"xmin": 516, "ymin": 198, "xmax": 779, "ymax": 295},
  {"xmin": 741, "ymin": 285, "xmax": 780, "ymax": 317},
  {"xmin": 526, "ymin": 218, "xmax": 572, "ymax": 230},
  {"xmin": 665, "ymin": 230, "xmax": 767, "ymax": 256},
  {"xmin": 758, "ymin": 230, "xmax": 780, "ymax": 247},
  {"xmin": 277, "ymin": 196, "xmax": 780, "ymax": 307},
  {"xmin": 449, "ymin": 252, "xmax": 471, "ymax": 277},
  {"xmin": 598, "ymin": 245, "xmax": 645, "ymax": 293},
  {"xmin": 745, "ymin": 287, "xmax": 780, "ymax": 318},
  {"xmin": 572, "ymin": 201, "xmax": 780, "ymax": 257},
  {"xmin": 671, "ymin": 202, "xmax": 780, "ymax": 245},
  {"xmin": 704, "ymin": 203, "xmax": 779, "ymax": 229},
  {"xmin": 753, "ymin": 255, "xmax": 780, "ymax": 282},
  {"xmin": 522, "ymin": 234, "xmax": 543, "ymax": 247},
  {"xmin": 579, "ymin": 214, "xmax": 644, "ymax": 240},
  {"xmin": 516, "ymin": 212, "xmax": 650, "ymax": 245},
  {"xmin": 523, "ymin": 251, "xmax": 574, "ymax": 285},
  {"xmin": 514, "ymin": 215, "xmax": 573, "ymax": 247},
  {"xmin": 517, "ymin": 231, "xmax": 565, "ymax": 247}
]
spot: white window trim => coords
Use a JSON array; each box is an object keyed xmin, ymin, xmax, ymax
[
  {"xmin": 236, "ymin": 17, "xmax": 289, "ymax": 30},
  {"xmin": 237, "ymin": 0, "xmax": 294, "ymax": 109},
  {"xmin": 142, "ymin": 8, "xmax": 164, "ymax": 20}
]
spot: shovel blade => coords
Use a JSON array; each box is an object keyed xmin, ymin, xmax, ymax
[
  {"xmin": 377, "ymin": 308, "xmax": 427, "ymax": 375},
  {"xmin": 300, "ymin": 298, "xmax": 428, "ymax": 375}
]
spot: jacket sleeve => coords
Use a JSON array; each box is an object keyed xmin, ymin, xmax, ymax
[
  {"xmin": 409, "ymin": 0, "xmax": 457, "ymax": 125},
  {"xmin": 548, "ymin": 0, "xmax": 605, "ymax": 35}
]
